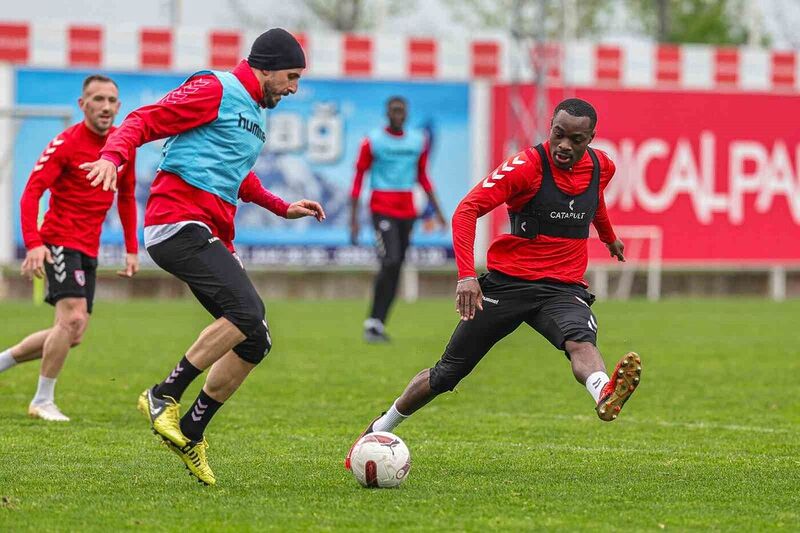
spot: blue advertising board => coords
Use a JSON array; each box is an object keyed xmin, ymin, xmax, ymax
[{"xmin": 13, "ymin": 68, "xmax": 470, "ymax": 266}]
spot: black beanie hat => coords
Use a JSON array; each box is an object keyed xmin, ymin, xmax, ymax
[{"xmin": 247, "ymin": 28, "xmax": 306, "ymax": 71}]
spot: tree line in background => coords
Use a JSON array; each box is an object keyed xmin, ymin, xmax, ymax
[{"xmin": 228, "ymin": 0, "xmax": 756, "ymax": 46}]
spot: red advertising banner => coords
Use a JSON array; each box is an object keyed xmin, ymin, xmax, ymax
[{"xmin": 491, "ymin": 85, "xmax": 800, "ymax": 265}]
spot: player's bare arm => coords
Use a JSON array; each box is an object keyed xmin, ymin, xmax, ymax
[
  {"xmin": 287, "ymin": 199, "xmax": 326, "ymax": 221},
  {"xmin": 20, "ymin": 245, "xmax": 53, "ymax": 280}
]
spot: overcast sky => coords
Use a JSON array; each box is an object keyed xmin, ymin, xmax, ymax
[{"xmin": 3, "ymin": 0, "xmax": 800, "ymax": 47}]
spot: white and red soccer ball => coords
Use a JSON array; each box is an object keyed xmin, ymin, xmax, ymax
[{"xmin": 349, "ymin": 431, "xmax": 411, "ymax": 488}]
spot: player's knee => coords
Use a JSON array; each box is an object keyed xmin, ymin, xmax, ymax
[
  {"xmin": 58, "ymin": 310, "xmax": 88, "ymax": 344},
  {"xmin": 229, "ymin": 300, "xmax": 266, "ymax": 337},
  {"xmin": 428, "ymin": 360, "xmax": 465, "ymax": 393},
  {"xmin": 233, "ymin": 322, "xmax": 272, "ymax": 365}
]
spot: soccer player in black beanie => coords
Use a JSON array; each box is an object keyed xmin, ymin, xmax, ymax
[
  {"xmin": 81, "ymin": 27, "xmax": 324, "ymax": 486},
  {"xmin": 247, "ymin": 28, "xmax": 306, "ymax": 108}
]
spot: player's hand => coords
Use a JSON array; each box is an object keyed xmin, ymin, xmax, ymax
[
  {"xmin": 349, "ymin": 219, "xmax": 359, "ymax": 245},
  {"xmin": 287, "ymin": 199, "xmax": 326, "ymax": 222},
  {"xmin": 435, "ymin": 212, "xmax": 448, "ymax": 230},
  {"xmin": 117, "ymin": 253, "xmax": 139, "ymax": 278},
  {"xmin": 455, "ymin": 277, "xmax": 483, "ymax": 321},
  {"xmin": 79, "ymin": 158, "xmax": 118, "ymax": 192},
  {"xmin": 21, "ymin": 245, "xmax": 53, "ymax": 281},
  {"xmin": 607, "ymin": 239, "xmax": 625, "ymax": 262}
]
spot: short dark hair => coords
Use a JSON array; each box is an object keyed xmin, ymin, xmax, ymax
[
  {"xmin": 82, "ymin": 74, "xmax": 118, "ymax": 93},
  {"xmin": 553, "ymin": 98, "xmax": 597, "ymax": 129},
  {"xmin": 387, "ymin": 96, "xmax": 407, "ymax": 108}
]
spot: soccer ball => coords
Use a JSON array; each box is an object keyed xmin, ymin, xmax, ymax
[{"xmin": 349, "ymin": 431, "xmax": 411, "ymax": 488}]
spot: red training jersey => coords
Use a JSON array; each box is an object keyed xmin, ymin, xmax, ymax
[
  {"xmin": 100, "ymin": 60, "xmax": 289, "ymax": 251},
  {"xmin": 452, "ymin": 141, "xmax": 617, "ymax": 286},
  {"xmin": 350, "ymin": 128, "xmax": 434, "ymax": 219},
  {"xmin": 19, "ymin": 122, "xmax": 138, "ymax": 258}
]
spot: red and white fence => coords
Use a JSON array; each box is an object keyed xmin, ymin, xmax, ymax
[{"xmin": 1, "ymin": 21, "xmax": 800, "ymax": 91}]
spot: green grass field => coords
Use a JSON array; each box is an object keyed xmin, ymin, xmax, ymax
[{"xmin": 1, "ymin": 298, "xmax": 798, "ymax": 531}]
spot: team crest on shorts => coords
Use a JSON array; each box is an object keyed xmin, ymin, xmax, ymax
[{"xmin": 74, "ymin": 270, "xmax": 86, "ymax": 287}]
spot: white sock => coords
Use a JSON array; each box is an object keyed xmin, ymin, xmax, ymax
[
  {"xmin": 586, "ymin": 371, "xmax": 610, "ymax": 404},
  {"xmin": 364, "ymin": 318, "xmax": 384, "ymax": 332},
  {"xmin": 0, "ymin": 349, "xmax": 17, "ymax": 373},
  {"xmin": 32, "ymin": 376, "xmax": 57, "ymax": 405},
  {"xmin": 372, "ymin": 401, "xmax": 408, "ymax": 433}
]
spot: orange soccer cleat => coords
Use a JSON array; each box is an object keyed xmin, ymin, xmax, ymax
[{"xmin": 596, "ymin": 352, "xmax": 642, "ymax": 422}]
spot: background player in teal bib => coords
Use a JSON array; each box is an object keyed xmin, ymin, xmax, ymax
[
  {"xmin": 81, "ymin": 29, "xmax": 325, "ymax": 486},
  {"xmin": 350, "ymin": 97, "xmax": 447, "ymax": 342}
]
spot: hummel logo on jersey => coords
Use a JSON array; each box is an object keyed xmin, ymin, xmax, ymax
[
  {"xmin": 159, "ymin": 79, "xmax": 211, "ymax": 105},
  {"xmin": 483, "ymin": 156, "xmax": 525, "ymax": 188},
  {"xmin": 238, "ymin": 113, "xmax": 266, "ymax": 142},
  {"xmin": 482, "ymin": 296, "xmax": 499, "ymax": 304},
  {"xmin": 33, "ymin": 139, "xmax": 64, "ymax": 172},
  {"xmin": 208, "ymin": 237, "xmax": 220, "ymax": 244},
  {"xmin": 569, "ymin": 199, "xmax": 575, "ymax": 211}
]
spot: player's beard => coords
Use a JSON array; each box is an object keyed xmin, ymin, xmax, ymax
[
  {"xmin": 91, "ymin": 113, "xmax": 114, "ymax": 135},
  {"xmin": 261, "ymin": 86, "xmax": 281, "ymax": 109}
]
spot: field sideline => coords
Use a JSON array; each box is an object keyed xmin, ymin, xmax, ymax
[{"xmin": 1, "ymin": 298, "xmax": 798, "ymax": 531}]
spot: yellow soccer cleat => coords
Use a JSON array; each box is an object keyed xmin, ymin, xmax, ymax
[
  {"xmin": 137, "ymin": 387, "xmax": 188, "ymax": 447},
  {"xmin": 167, "ymin": 437, "xmax": 216, "ymax": 486}
]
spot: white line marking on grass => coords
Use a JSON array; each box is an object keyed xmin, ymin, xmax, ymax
[{"xmin": 559, "ymin": 414, "xmax": 794, "ymax": 434}]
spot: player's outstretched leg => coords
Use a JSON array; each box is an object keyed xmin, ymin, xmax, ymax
[
  {"xmin": 596, "ymin": 352, "xmax": 641, "ymax": 421},
  {"xmin": 0, "ymin": 330, "xmax": 51, "ymax": 374},
  {"xmin": 346, "ymin": 368, "xmax": 437, "ymax": 469}
]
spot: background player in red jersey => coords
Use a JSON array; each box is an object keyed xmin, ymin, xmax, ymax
[
  {"xmin": 0, "ymin": 75, "xmax": 139, "ymax": 422},
  {"xmin": 350, "ymin": 97, "xmax": 447, "ymax": 342},
  {"xmin": 346, "ymin": 99, "xmax": 642, "ymax": 466}
]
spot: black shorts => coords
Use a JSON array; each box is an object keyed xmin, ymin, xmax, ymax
[
  {"xmin": 146, "ymin": 224, "xmax": 271, "ymax": 364},
  {"xmin": 44, "ymin": 244, "xmax": 98, "ymax": 313},
  {"xmin": 429, "ymin": 271, "xmax": 599, "ymax": 393}
]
